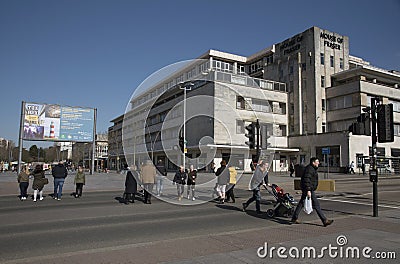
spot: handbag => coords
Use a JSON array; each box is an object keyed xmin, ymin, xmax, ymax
[
  {"xmin": 42, "ymin": 178, "xmax": 49, "ymax": 185},
  {"xmin": 303, "ymin": 197, "xmax": 313, "ymax": 214}
]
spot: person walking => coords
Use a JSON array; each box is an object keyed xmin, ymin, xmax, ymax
[
  {"xmin": 215, "ymin": 160, "xmax": 230, "ymax": 204},
  {"xmin": 74, "ymin": 166, "xmax": 86, "ymax": 198},
  {"xmin": 155, "ymin": 160, "xmax": 167, "ymax": 196},
  {"xmin": 17, "ymin": 165, "xmax": 30, "ymax": 201},
  {"xmin": 225, "ymin": 166, "xmax": 237, "ymax": 203},
  {"xmin": 349, "ymin": 161, "xmax": 355, "ymax": 174},
  {"xmin": 291, "ymin": 157, "xmax": 334, "ymax": 227},
  {"xmin": 173, "ymin": 166, "xmax": 187, "ymax": 201},
  {"xmin": 242, "ymin": 160, "xmax": 269, "ymax": 214},
  {"xmin": 289, "ymin": 162, "xmax": 295, "ymax": 177},
  {"xmin": 52, "ymin": 161, "xmax": 68, "ymax": 201},
  {"xmin": 123, "ymin": 166, "xmax": 138, "ymax": 204},
  {"xmin": 32, "ymin": 164, "xmax": 46, "ymax": 202},
  {"xmin": 187, "ymin": 165, "xmax": 197, "ymax": 201},
  {"xmin": 140, "ymin": 160, "xmax": 156, "ymax": 204}
]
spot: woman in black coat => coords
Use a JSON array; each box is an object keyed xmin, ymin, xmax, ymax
[
  {"xmin": 32, "ymin": 164, "xmax": 46, "ymax": 202},
  {"xmin": 124, "ymin": 166, "xmax": 138, "ymax": 204}
]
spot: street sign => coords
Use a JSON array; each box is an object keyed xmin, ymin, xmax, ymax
[{"xmin": 322, "ymin": 147, "xmax": 330, "ymax": 155}]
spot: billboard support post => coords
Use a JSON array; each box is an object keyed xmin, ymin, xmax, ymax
[
  {"xmin": 91, "ymin": 108, "xmax": 97, "ymax": 175},
  {"xmin": 18, "ymin": 101, "xmax": 26, "ymax": 175}
]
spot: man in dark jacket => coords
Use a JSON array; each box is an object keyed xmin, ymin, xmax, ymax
[
  {"xmin": 52, "ymin": 161, "xmax": 68, "ymax": 200},
  {"xmin": 291, "ymin": 157, "xmax": 333, "ymax": 227}
]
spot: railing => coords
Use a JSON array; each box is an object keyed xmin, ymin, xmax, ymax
[{"xmin": 203, "ymin": 70, "xmax": 287, "ymax": 92}]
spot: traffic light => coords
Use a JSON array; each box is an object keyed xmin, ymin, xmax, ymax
[
  {"xmin": 179, "ymin": 135, "xmax": 184, "ymax": 152},
  {"xmin": 245, "ymin": 122, "xmax": 256, "ymax": 149},
  {"xmin": 178, "ymin": 130, "xmax": 184, "ymax": 152},
  {"xmin": 348, "ymin": 113, "xmax": 370, "ymax": 136},
  {"xmin": 377, "ymin": 104, "xmax": 394, "ymax": 143}
]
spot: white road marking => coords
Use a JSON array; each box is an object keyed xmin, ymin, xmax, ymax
[{"xmin": 320, "ymin": 197, "xmax": 400, "ymax": 209}]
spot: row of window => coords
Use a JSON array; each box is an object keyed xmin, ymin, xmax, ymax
[
  {"xmin": 320, "ymin": 53, "xmax": 344, "ymax": 69},
  {"xmin": 236, "ymin": 96, "xmax": 286, "ymax": 114}
]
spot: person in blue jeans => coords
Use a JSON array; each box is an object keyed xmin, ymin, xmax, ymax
[
  {"xmin": 52, "ymin": 161, "xmax": 68, "ymax": 200},
  {"xmin": 155, "ymin": 160, "xmax": 167, "ymax": 196},
  {"xmin": 242, "ymin": 160, "xmax": 270, "ymax": 214}
]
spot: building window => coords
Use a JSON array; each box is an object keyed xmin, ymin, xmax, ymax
[
  {"xmin": 289, "ymin": 81, "xmax": 293, "ymax": 92},
  {"xmin": 394, "ymin": 124, "xmax": 400, "ymax": 136},
  {"xmin": 236, "ymin": 120, "xmax": 245, "ymax": 134},
  {"xmin": 320, "ymin": 53, "xmax": 325, "ymax": 65},
  {"xmin": 340, "ymin": 58, "xmax": 344, "ymax": 69},
  {"xmin": 237, "ymin": 96, "xmax": 246, "ymax": 110},
  {"xmin": 321, "ymin": 76, "xmax": 325, "ymax": 88},
  {"xmin": 322, "ymin": 99, "xmax": 326, "ymax": 111},
  {"xmin": 289, "ymin": 66, "xmax": 294, "ymax": 74},
  {"xmin": 238, "ymin": 65, "xmax": 245, "ymax": 75},
  {"xmin": 303, "ymin": 123, "xmax": 308, "ymax": 134},
  {"xmin": 330, "ymin": 55, "xmax": 334, "ymax": 67},
  {"xmin": 322, "ymin": 122, "xmax": 326, "ymax": 133},
  {"xmin": 301, "ymin": 62, "xmax": 306, "ymax": 71}
]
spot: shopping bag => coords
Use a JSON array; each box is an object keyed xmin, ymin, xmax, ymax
[{"xmin": 304, "ymin": 197, "xmax": 313, "ymax": 214}]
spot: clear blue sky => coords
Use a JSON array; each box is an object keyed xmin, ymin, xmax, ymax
[{"xmin": 1, "ymin": 0, "xmax": 399, "ymax": 146}]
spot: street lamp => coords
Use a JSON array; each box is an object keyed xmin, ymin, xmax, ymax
[{"xmin": 178, "ymin": 81, "xmax": 194, "ymax": 170}]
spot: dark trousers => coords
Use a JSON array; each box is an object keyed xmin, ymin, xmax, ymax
[
  {"xmin": 244, "ymin": 189, "xmax": 261, "ymax": 212},
  {"xmin": 75, "ymin": 183, "xmax": 84, "ymax": 197},
  {"xmin": 143, "ymin": 183, "xmax": 153, "ymax": 203},
  {"xmin": 292, "ymin": 190, "xmax": 327, "ymax": 223},
  {"xmin": 225, "ymin": 184, "xmax": 236, "ymax": 202},
  {"xmin": 19, "ymin": 182, "xmax": 29, "ymax": 198}
]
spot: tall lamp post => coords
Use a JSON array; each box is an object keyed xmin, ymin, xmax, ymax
[{"xmin": 178, "ymin": 81, "xmax": 194, "ymax": 169}]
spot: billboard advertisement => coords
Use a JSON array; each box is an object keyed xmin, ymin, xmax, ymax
[{"xmin": 23, "ymin": 102, "xmax": 94, "ymax": 142}]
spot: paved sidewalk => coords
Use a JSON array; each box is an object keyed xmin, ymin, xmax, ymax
[{"xmin": 1, "ymin": 170, "xmax": 399, "ymax": 197}]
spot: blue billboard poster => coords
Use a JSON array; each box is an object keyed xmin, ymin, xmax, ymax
[
  {"xmin": 59, "ymin": 106, "xmax": 94, "ymax": 142},
  {"xmin": 23, "ymin": 102, "xmax": 94, "ymax": 142}
]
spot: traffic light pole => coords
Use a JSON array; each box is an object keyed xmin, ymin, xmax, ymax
[{"xmin": 371, "ymin": 97, "xmax": 379, "ymax": 217}]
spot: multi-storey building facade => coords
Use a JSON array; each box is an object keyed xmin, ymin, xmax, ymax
[{"xmin": 110, "ymin": 26, "xmax": 400, "ymax": 172}]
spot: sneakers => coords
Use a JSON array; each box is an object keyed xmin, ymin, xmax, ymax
[
  {"xmin": 39, "ymin": 197, "xmax": 44, "ymax": 201},
  {"xmin": 187, "ymin": 195, "xmax": 190, "ymax": 200},
  {"xmin": 323, "ymin": 219, "xmax": 334, "ymax": 227},
  {"xmin": 242, "ymin": 203, "xmax": 248, "ymax": 212},
  {"xmin": 192, "ymin": 197, "xmax": 196, "ymax": 201},
  {"xmin": 57, "ymin": 198, "xmax": 61, "ymax": 201},
  {"xmin": 290, "ymin": 219, "xmax": 301, "ymax": 224}
]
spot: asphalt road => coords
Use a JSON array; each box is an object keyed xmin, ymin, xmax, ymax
[{"xmin": 0, "ymin": 175, "xmax": 399, "ymax": 263}]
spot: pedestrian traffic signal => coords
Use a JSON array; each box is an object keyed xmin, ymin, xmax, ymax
[
  {"xmin": 245, "ymin": 122, "xmax": 256, "ymax": 149},
  {"xmin": 179, "ymin": 135, "xmax": 184, "ymax": 152},
  {"xmin": 377, "ymin": 104, "xmax": 394, "ymax": 143}
]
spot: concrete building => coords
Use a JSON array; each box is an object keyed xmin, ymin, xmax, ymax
[
  {"xmin": 110, "ymin": 26, "xmax": 400, "ymax": 173},
  {"xmin": 108, "ymin": 115, "xmax": 125, "ymax": 171}
]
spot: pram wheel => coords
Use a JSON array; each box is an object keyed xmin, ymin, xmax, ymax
[{"xmin": 266, "ymin": 209, "xmax": 275, "ymax": 218}]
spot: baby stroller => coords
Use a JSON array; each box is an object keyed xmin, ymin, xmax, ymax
[{"xmin": 265, "ymin": 184, "xmax": 297, "ymax": 218}]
